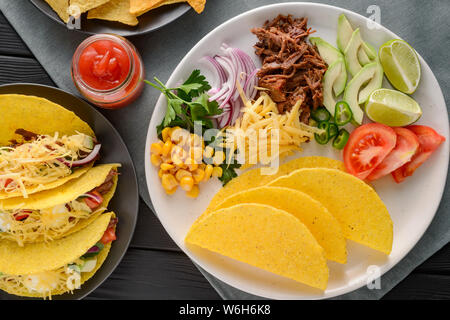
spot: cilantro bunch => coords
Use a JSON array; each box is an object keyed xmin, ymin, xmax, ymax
[
  {"xmin": 145, "ymin": 70, "xmax": 241, "ymax": 185},
  {"xmin": 145, "ymin": 70, "xmax": 222, "ymax": 136}
]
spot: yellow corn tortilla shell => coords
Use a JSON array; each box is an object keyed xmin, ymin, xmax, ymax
[
  {"xmin": 210, "ymin": 187, "xmax": 347, "ymax": 264},
  {"xmin": 0, "ymin": 212, "xmax": 113, "ymax": 276},
  {"xmin": 87, "ymin": 0, "xmax": 139, "ymax": 26},
  {"xmin": 44, "ymin": 0, "xmax": 70, "ymax": 22},
  {"xmin": 0, "ymin": 213, "xmax": 115, "ymax": 298},
  {"xmin": 186, "ymin": 203, "xmax": 328, "ymax": 290},
  {"xmin": 69, "ymin": 0, "xmax": 111, "ymax": 15},
  {"xmin": 269, "ymin": 168, "xmax": 393, "ymax": 254},
  {"xmin": 0, "ymin": 94, "xmax": 94, "ymax": 146},
  {"xmin": 0, "ymin": 166, "xmax": 92, "ymax": 200},
  {"xmin": 0, "ymin": 94, "xmax": 96, "ymax": 200},
  {"xmin": 0, "ymin": 164, "xmax": 120, "ymax": 244},
  {"xmin": 206, "ymin": 156, "xmax": 345, "ymax": 213},
  {"xmin": 0, "ymin": 164, "xmax": 120, "ymax": 210}
]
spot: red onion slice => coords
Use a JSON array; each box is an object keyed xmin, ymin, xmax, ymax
[
  {"xmin": 58, "ymin": 144, "xmax": 101, "ymax": 168},
  {"xmin": 203, "ymin": 43, "xmax": 258, "ymax": 128}
]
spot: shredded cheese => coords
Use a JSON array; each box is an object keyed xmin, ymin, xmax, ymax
[
  {"xmin": 0, "ymin": 265, "xmax": 80, "ymax": 300},
  {"xmin": 219, "ymin": 86, "xmax": 319, "ymax": 167},
  {"xmin": 0, "ymin": 200, "xmax": 101, "ymax": 246},
  {"xmin": 0, "ymin": 132, "xmax": 93, "ymax": 198}
]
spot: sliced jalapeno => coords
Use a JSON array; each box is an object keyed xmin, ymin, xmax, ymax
[
  {"xmin": 334, "ymin": 101, "xmax": 353, "ymax": 126},
  {"xmin": 314, "ymin": 121, "xmax": 330, "ymax": 145},
  {"xmin": 332, "ymin": 128, "xmax": 350, "ymax": 150},
  {"xmin": 329, "ymin": 123, "xmax": 339, "ymax": 139},
  {"xmin": 311, "ymin": 107, "xmax": 331, "ymax": 123}
]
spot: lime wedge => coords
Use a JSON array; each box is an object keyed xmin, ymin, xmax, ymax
[
  {"xmin": 379, "ymin": 39, "xmax": 421, "ymax": 94},
  {"xmin": 365, "ymin": 89, "xmax": 422, "ymax": 126}
]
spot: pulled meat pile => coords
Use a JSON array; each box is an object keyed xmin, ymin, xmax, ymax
[{"xmin": 252, "ymin": 15, "xmax": 327, "ymax": 122}]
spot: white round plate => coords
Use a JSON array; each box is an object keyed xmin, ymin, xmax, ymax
[{"xmin": 145, "ymin": 2, "xmax": 449, "ymax": 299}]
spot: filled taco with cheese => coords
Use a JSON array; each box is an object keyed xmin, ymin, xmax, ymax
[
  {"xmin": 0, "ymin": 94, "xmax": 101, "ymax": 199},
  {"xmin": 0, "ymin": 164, "xmax": 120, "ymax": 246},
  {"xmin": 0, "ymin": 212, "xmax": 117, "ymax": 299}
]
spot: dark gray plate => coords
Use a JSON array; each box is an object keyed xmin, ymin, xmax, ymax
[
  {"xmin": 30, "ymin": 0, "xmax": 191, "ymax": 37},
  {"xmin": 0, "ymin": 83, "xmax": 139, "ymax": 300}
]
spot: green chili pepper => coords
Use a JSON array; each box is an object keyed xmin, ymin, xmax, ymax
[
  {"xmin": 334, "ymin": 101, "xmax": 353, "ymax": 126},
  {"xmin": 311, "ymin": 107, "xmax": 331, "ymax": 123},
  {"xmin": 314, "ymin": 121, "xmax": 330, "ymax": 145},
  {"xmin": 329, "ymin": 123, "xmax": 339, "ymax": 139},
  {"xmin": 332, "ymin": 129, "xmax": 350, "ymax": 150}
]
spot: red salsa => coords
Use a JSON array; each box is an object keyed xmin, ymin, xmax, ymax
[{"xmin": 72, "ymin": 34, "xmax": 144, "ymax": 109}]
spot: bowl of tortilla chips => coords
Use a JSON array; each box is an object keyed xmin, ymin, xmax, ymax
[{"xmin": 31, "ymin": 0, "xmax": 206, "ymax": 36}]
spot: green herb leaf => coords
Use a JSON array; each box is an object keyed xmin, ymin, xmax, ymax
[
  {"xmin": 219, "ymin": 162, "xmax": 241, "ymax": 186},
  {"xmin": 146, "ymin": 70, "xmax": 220, "ymax": 135},
  {"xmin": 178, "ymin": 69, "xmax": 211, "ymax": 98}
]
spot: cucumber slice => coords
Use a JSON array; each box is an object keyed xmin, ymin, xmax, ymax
[
  {"xmin": 362, "ymin": 42, "xmax": 378, "ymax": 61},
  {"xmin": 309, "ymin": 37, "xmax": 347, "ymax": 96},
  {"xmin": 333, "ymin": 60, "xmax": 347, "ymax": 97},
  {"xmin": 80, "ymin": 258, "xmax": 97, "ymax": 273},
  {"xmin": 343, "ymin": 62, "xmax": 377, "ymax": 125},
  {"xmin": 358, "ymin": 47, "xmax": 371, "ymax": 65},
  {"xmin": 358, "ymin": 60, "xmax": 384, "ymax": 104},
  {"xmin": 310, "ymin": 37, "xmax": 343, "ymax": 65},
  {"xmin": 83, "ymin": 135, "xmax": 94, "ymax": 150},
  {"xmin": 322, "ymin": 60, "xmax": 344, "ymax": 115},
  {"xmin": 337, "ymin": 14, "xmax": 354, "ymax": 52},
  {"xmin": 358, "ymin": 42, "xmax": 378, "ymax": 66},
  {"xmin": 344, "ymin": 28, "xmax": 365, "ymax": 77}
]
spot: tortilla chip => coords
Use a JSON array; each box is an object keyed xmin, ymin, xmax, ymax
[
  {"xmin": 206, "ymin": 156, "xmax": 345, "ymax": 213},
  {"xmin": 44, "ymin": 0, "xmax": 70, "ymax": 23},
  {"xmin": 211, "ymin": 187, "xmax": 347, "ymax": 264},
  {"xmin": 129, "ymin": 0, "xmax": 160, "ymax": 15},
  {"xmin": 269, "ymin": 168, "xmax": 393, "ymax": 254},
  {"xmin": 187, "ymin": 0, "xmax": 205, "ymax": 13},
  {"xmin": 130, "ymin": 0, "xmax": 186, "ymax": 16},
  {"xmin": 186, "ymin": 203, "xmax": 329, "ymax": 290},
  {"xmin": 0, "ymin": 212, "xmax": 113, "ymax": 275},
  {"xmin": 87, "ymin": 0, "xmax": 139, "ymax": 26},
  {"xmin": 69, "ymin": 0, "xmax": 110, "ymax": 14}
]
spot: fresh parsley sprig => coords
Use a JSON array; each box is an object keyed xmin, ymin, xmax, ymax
[{"xmin": 145, "ymin": 70, "xmax": 222, "ymax": 136}]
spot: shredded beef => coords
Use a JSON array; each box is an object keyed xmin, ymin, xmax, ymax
[
  {"xmin": 251, "ymin": 15, "xmax": 327, "ymax": 121},
  {"xmin": 14, "ymin": 129, "xmax": 39, "ymax": 141},
  {"xmin": 95, "ymin": 169, "xmax": 118, "ymax": 195}
]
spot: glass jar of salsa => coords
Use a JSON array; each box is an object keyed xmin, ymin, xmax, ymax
[{"xmin": 71, "ymin": 34, "xmax": 144, "ymax": 109}]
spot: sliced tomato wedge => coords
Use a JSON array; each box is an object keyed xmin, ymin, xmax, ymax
[
  {"xmin": 343, "ymin": 123, "xmax": 397, "ymax": 180},
  {"xmin": 14, "ymin": 214, "xmax": 29, "ymax": 221},
  {"xmin": 367, "ymin": 127, "xmax": 420, "ymax": 181},
  {"xmin": 101, "ymin": 227, "xmax": 117, "ymax": 244},
  {"xmin": 392, "ymin": 125, "xmax": 446, "ymax": 183},
  {"xmin": 3, "ymin": 178, "xmax": 13, "ymax": 188},
  {"xmin": 83, "ymin": 191, "xmax": 104, "ymax": 210}
]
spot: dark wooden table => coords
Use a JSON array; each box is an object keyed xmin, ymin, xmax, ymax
[{"xmin": 0, "ymin": 12, "xmax": 449, "ymax": 300}]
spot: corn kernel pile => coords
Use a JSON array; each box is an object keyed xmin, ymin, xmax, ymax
[{"xmin": 150, "ymin": 127, "xmax": 223, "ymax": 197}]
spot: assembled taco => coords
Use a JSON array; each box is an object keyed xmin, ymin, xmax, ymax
[
  {"xmin": 0, "ymin": 94, "xmax": 100, "ymax": 199},
  {"xmin": 0, "ymin": 164, "xmax": 120, "ymax": 246},
  {"xmin": 0, "ymin": 212, "xmax": 117, "ymax": 299}
]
